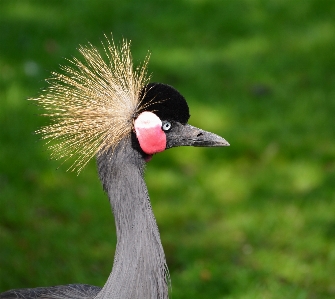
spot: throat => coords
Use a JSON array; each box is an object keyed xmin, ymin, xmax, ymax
[{"xmin": 96, "ymin": 137, "xmax": 169, "ymax": 299}]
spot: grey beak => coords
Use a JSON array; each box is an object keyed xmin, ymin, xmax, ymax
[{"xmin": 166, "ymin": 123, "xmax": 229, "ymax": 149}]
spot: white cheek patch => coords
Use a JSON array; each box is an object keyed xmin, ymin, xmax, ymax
[
  {"xmin": 134, "ymin": 111, "xmax": 167, "ymax": 154},
  {"xmin": 135, "ymin": 111, "xmax": 162, "ymax": 130}
]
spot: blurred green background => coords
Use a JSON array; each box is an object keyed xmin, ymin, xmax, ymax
[{"xmin": 1, "ymin": 0, "xmax": 335, "ymax": 298}]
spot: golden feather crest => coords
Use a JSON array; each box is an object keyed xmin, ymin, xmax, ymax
[{"xmin": 31, "ymin": 37, "xmax": 150, "ymax": 173}]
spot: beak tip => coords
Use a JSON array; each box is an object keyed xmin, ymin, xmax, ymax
[{"xmin": 220, "ymin": 139, "xmax": 230, "ymax": 147}]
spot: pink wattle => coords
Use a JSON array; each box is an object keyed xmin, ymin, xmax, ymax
[{"xmin": 134, "ymin": 111, "xmax": 166, "ymax": 155}]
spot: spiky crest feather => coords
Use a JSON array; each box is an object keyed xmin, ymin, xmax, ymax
[{"xmin": 31, "ymin": 37, "xmax": 150, "ymax": 173}]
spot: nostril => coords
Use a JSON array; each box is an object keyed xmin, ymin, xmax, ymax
[{"xmin": 197, "ymin": 132, "xmax": 203, "ymax": 137}]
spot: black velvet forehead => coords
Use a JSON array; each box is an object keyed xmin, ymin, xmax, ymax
[{"xmin": 139, "ymin": 83, "xmax": 190, "ymax": 124}]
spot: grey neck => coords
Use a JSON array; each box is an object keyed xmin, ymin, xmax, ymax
[{"xmin": 95, "ymin": 135, "xmax": 169, "ymax": 299}]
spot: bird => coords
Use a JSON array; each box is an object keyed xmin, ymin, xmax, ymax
[{"xmin": 0, "ymin": 37, "xmax": 229, "ymax": 299}]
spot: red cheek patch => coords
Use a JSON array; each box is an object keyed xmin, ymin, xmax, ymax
[{"xmin": 134, "ymin": 111, "xmax": 166, "ymax": 155}]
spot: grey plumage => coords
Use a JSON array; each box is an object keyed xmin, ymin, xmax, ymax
[
  {"xmin": 0, "ymin": 285, "xmax": 101, "ymax": 299},
  {"xmin": 1, "ymin": 135, "xmax": 169, "ymax": 299}
]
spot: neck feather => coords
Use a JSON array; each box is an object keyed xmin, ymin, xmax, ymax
[{"xmin": 95, "ymin": 135, "xmax": 169, "ymax": 299}]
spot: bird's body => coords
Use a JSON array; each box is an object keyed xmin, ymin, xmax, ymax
[
  {"xmin": 0, "ymin": 284, "xmax": 101, "ymax": 299},
  {"xmin": 0, "ymin": 37, "xmax": 229, "ymax": 299}
]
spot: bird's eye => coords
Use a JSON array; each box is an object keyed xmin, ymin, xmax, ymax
[{"xmin": 162, "ymin": 121, "xmax": 172, "ymax": 132}]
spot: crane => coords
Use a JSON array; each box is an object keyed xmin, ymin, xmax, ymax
[{"xmin": 0, "ymin": 38, "xmax": 229, "ymax": 299}]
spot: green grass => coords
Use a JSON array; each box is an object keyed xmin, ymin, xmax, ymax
[{"xmin": 1, "ymin": 0, "xmax": 335, "ymax": 298}]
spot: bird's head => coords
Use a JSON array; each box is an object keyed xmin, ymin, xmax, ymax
[
  {"xmin": 32, "ymin": 37, "xmax": 229, "ymax": 172},
  {"xmin": 133, "ymin": 83, "xmax": 229, "ymax": 160}
]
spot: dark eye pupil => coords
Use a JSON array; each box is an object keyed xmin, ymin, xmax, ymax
[{"xmin": 162, "ymin": 121, "xmax": 171, "ymax": 131}]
